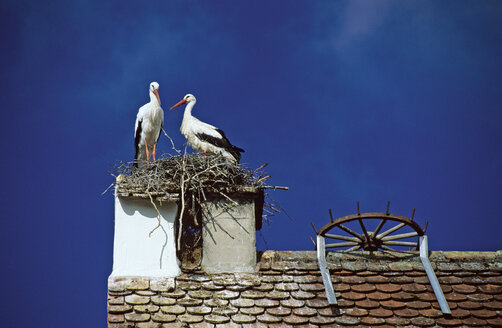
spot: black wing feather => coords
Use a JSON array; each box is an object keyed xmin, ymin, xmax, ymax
[
  {"xmin": 134, "ymin": 119, "xmax": 143, "ymax": 166},
  {"xmin": 196, "ymin": 128, "xmax": 244, "ymax": 162}
]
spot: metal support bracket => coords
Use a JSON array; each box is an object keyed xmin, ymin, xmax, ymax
[
  {"xmin": 316, "ymin": 235, "xmax": 337, "ymax": 304},
  {"xmin": 419, "ymin": 235, "xmax": 451, "ymax": 314}
]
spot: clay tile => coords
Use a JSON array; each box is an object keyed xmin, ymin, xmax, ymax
[
  {"xmin": 214, "ymin": 290, "xmax": 240, "ymax": 300},
  {"xmin": 241, "ymin": 290, "xmax": 266, "ymax": 299},
  {"xmin": 281, "ymin": 298, "xmax": 305, "ymax": 308},
  {"xmin": 267, "ymin": 306, "xmax": 292, "ymax": 316},
  {"xmin": 230, "ymin": 298, "xmax": 255, "ymax": 308},
  {"xmin": 160, "ymin": 304, "xmax": 185, "ymax": 315},
  {"xmin": 460, "ymin": 262, "xmax": 486, "ymax": 271},
  {"xmin": 108, "ymin": 295, "xmax": 125, "ymax": 305},
  {"xmin": 336, "ymin": 299, "xmax": 355, "ymax": 308},
  {"xmin": 125, "ymin": 278, "xmax": 150, "ymax": 291},
  {"xmin": 212, "ymin": 305, "xmax": 238, "ymax": 316},
  {"xmin": 341, "ymin": 291, "xmax": 366, "ymax": 301},
  {"xmin": 470, "ymin": 309, "xmax": 498, "ymax": 319},
  {"xmin": 389, "ymin": 276, "xmax": 414, "ymax": 284},
  {"xmin": 291, "ymin": 290, "xmax": 316, "ymax": 300},
  {"xmin": 365, "ymin": 275, "xmax": 390, "ymax": 284},
  {"xmin": 204, "ymin": 314, "xmax": 230, "ymax": 324},
  {"xmin": 449, "ymin": 308, "xmax": 470, "ymax": 319},
  {"xmin": 151, "ymin": 313, "xmax": 176, "ymax": 323},
  {"xmin": 385, "ymin": 317, "xmax": 410, "ymax": 326},
  {"xmin": 419, "ymin": 308, "xmax": 443, "ymax": 318},
  {"xmin": 124, "ymin": 313, "xmax": 150, "ymax": 322},
  {"xmin": 445, "ymin": 293, "xmax": 468, "ymax": 302},
  {"xmin": 487, "ymin": 318, "xmax": 502, "ymax": 326},
  {"xmin": 305, "ymin": 298, "xmax": 330, "ymax": 309},
  {"xmin": 340, "ymin": 275, "xmax": 366, "ymax": 284},
  {"xmin": 435, "ymin": 317, "xmax": 463, "ymax": 326},
  {"xmin": 417, "ymin": 292, "xmax": 437, "ymax": 302},
  {"xmin": 438, "ymin": 275, "xmax": 463, "ymax": 285},
  {"xmin": 457, "ymin": 300, "xmax": 483, "ymax": 310},
  {"xmin": 388, "ymin": 262, "xmax": 413, "ymax": 272},
  {"xmin": 356, "ymin": 270, "xmax": 376, "ymax": 277},
  {"xmin": 283, "ymin": 315, "xmax": 310, "ymax": 325},
  {"xmin": 293, "ymin": 307, "xmax": 317, "ymax": 317},
  {"xmin": 351, "ymin": 283, "xmax": 376, "ymax": 293},
  {"xmin": 410, "ymin": 316, "xmax": 436, "ymax": 327},
  {"xmin": 486, "ymin": 276, "xmax": 502, "ymax": 284},
  {"xmin": 134, "ymin": 304, "xmax": 160, "ymax": 313},
  {"xmin": 342, "ymin": 261, "xmax": 367, "ymax": 272},
  {"xmin": 177, "ymin": 298, "xmax": 203, "ymax": 307},
  {"xmin": 368, "ymin": 291, "xmax": 391, "ymax": 301},
  {"xmin": 333, "ymin": 283, "xmax": 351, "ymax": 292},
  {"xmin": 437, "ymin": 262, "xmax": 461, "ymax": 272},
  {"xmin": 380, "ymin": 300, "xmax": 406, "ymax": 310},
  {"xmin": 467, "ymin": 293, "xmax": 494, "ymax": 302},
  {"xmin": 375, "ymin": 283, "xmax": 402, "ymax": 293},
  {"xmin": 108, "ymin": 313, "xmax": 125, "ymax": 323},
  {"xmin": 464, "ymin": 317, "xmax": 488, "ymax": 326},
  {"xmin": 240, "ymin": 306, "xmax": 266, "ymax": 316},
  {"xmin": 392, "ymin": 291, "xmax": 417, "ymax": 302},
  {"xmin": 479, "ymin": 284, "xmax": 502, "ymax": 294},
  {"xmin": 299, "ymin": 283, "xmax": 326, "ymax": 292},
  {"xmin": 406, "ymin": 301, "xmax": 431, "ymax": 310},
  {"xmin": 451, "ymin": 284, "xmax": 477, "ymax": 294},
  {"xmin": 257, "ymin": 313, "xmax": 282, "ymax": 323},
  {"xmin": 331, "ymin": 315, "xmax": 360, "ymax": 326},
  {"xmin": 484, "ymin": 300, "xmax": 502, "ymax": 310},
  {"xmin": 344, "ymin": 308, "xmax": 369, "ymax": 317},
  {"xmin": 394, "ymin": 308, "xmax": 420, "ymax": 318},
  {"xmin": 178, "ymin": 314, "xmax": 203, "ymax": 324},
  {"xmin": 188, "ymin": 290, "xmax": 213, "ymax": 300},
  {"xmin": 276, "ymin": 282, "xmax": 300, "ymax": 292},
  {"xmin": 360, "ymin": 317, "xmax": 386, "ymax": 326},
  {"xmin": 201, "ymin": 281, "xmax": 224, "ymax": 291},
  {"xmin": 355, "ymin": 299, "xmax": 380, "ymax": 309},
  {"xmin": 368, "ymin": 307, "xmax": 393, "ymax": 318},
  {"xmin": 253, "ymin": 283, "xmax": 274, "ymax": 292},
  {"xmin": 125, "ymin": 294, "xmax": 150, "ymax": 305},
  {"xmin": 255, "ymin": 298, "xmax": 280, "ymax": 308},
  {"xmin": 413, "ymin": 276, "xmax": 430, "ymax": 284},
  {"xmin": 267, "ymin": 291, "xmax": 290, "ymax": 300},
  {"xmin": 108, "ymin": 304, "xmax": 133, "ymax": 314},
  {"xmin": 366, "ymin": 263, "xmax": 390, "ymax": 273},
  {"xmin": 294, "ymin": 275, "xmax": 321, "ymax": 284},
  {"xmin": 401, "ymin": 283, "xmax": 428, "ymax": 293},
  {"xmin": 161, "ymin": 290, "xmax": 186, "ymax": 299}
]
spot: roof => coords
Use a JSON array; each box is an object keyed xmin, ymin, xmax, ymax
[{"xmin": 108, "ymin": 250, "xmax": 502, "ymax": 327}]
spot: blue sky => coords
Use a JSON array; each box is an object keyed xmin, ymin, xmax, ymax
[{"xmin": 1, "ymin": 1, "xmax": 501, "ymax": 327}]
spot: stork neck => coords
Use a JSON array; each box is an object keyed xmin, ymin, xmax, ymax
[
  {"xmin": 149, "ymin": 91, "xmax": 160, "ymax": 106},
  {"xmin": 183, "ymin": 102, "xmax": 195, "ymax": 118}
]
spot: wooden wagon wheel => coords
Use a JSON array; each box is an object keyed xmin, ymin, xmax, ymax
[{"xmin": 313, "ymin": 202, "xmax": 428, "ymax": 252}]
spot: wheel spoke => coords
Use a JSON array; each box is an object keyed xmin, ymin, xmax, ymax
[
  {"xmin": 345, "ymin": 245, "xmax": 361, "ymax": 252},
  {"xmin": 324, "ymin": 233, "xmax": 360, "ymax": 243},
  {"xmin": 358, "ymin": 218, "xmax": 370, "ymax": 241},
  {"xmin": 381, "ymin": 231, "xmax": 418, "ymax": 242},
  {"xmin": 381, "ymin": 245, "xmax": 396, "ymax": 252},
  {"xmin": 377, "ymin": 222, "xmax": 405, "ymax": 239},
  {"xmin": 373, "ymin": 219, "xmax": 387, "ymax": 236},
  {"xmin": 337, "ymin": 224, "xmax": 364, "ymax": 240},
  {"xmin": 382, "ymin": 241, "xmax": 417, "ymax": 247},
  {"xmin": 325, "ymin": 241, "xmax": 359, "ymax": 248}
]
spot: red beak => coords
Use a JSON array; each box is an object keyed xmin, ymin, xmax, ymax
[
  {"xmin": 170, "ymin": 99, "xmax": 187, "ymax": 110},
  {"xmin": 153, "ymin": 89, "xmax": 161, "ymax": 105}
]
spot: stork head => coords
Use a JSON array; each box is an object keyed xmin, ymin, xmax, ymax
[
  {"xmin": 149, "ymin": 81, "xmax": 161, "ymax": 104},
  {"xmin": 170, "ymin": 93, "xmax": 196, "ymax": 110}
]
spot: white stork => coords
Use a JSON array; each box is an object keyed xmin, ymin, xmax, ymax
[
  {"xmin": 134, "ymin": 82, "xmax": 164, "ymax": 167},
  {"xmin": 170, "ymin": 94, "xmax": 244, "ymax": 163}
]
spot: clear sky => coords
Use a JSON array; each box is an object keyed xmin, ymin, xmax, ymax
[{"xmin": 1, "ymin": 1, "xmax": 501, "ymax": 327}]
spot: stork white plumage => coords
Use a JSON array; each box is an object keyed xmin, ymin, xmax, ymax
[
  {"xmin": 170, "ymin": 94, "xmax": 244, "ymax": 163},
  {"xmin": 134, "ymin": 82, "xmax": 164, "ymax": 168}
]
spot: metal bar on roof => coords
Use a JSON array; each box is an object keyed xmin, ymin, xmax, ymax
[
  {"xmin": 419, "ymin": 235, "xmax": 451, "ymax": 314},
  {"xmin": 316, "ymin": 235, "xmax": 337, "ymax": 305}
]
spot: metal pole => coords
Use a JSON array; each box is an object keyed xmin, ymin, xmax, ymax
[
  {"xmin": 419, "ymin": 236, "xmax": 451, "ymax": 314},
  {"xmin": 316, "ymin": 235, "xmax": 337, "ymax": 304}
]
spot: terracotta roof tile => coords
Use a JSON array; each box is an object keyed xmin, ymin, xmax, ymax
[{"xmin": 108, "ymin": 251, "xmax": 502, "ymax": 327}]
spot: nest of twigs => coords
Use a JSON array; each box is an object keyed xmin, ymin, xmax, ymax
[{"xmin": 107, "ymin": 152, "xmax": 286, "ymax": 270}]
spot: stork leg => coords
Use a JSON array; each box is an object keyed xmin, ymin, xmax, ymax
[
  {"xmin": 144, "ymin": 138, "xmax": 150, "ymax": 166},
  {"xmin": 153, "ymin": 143, "xmax": 157, "ymax": 162}
]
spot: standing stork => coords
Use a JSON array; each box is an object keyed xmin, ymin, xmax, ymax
[
  {"xmin": 134, "ymin": 82, "xmax": 164, "ymax": 168},
  {"xmin": 170, "ymin": 94, "xmax": 244, "ymax": 163}
]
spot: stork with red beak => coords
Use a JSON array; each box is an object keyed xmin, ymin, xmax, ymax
[
  {"xmin": 170, "ymin": 94, "xmax": 244, "ymax": 163},
  {"xmin": 134, "ymin": 82, "xmax": 164, "ymax": 168}
]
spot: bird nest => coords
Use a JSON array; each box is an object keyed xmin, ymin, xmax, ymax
[{"xmin": 107, "ymin": 153, "xmax": 287, "ymax": 270}]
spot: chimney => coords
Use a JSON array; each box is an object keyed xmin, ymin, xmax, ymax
[
  {"xmin": 200, "ymin": 186, "xmax": 264, "ymax": 273},
  {"xmin": 110, "ymin": 185, "xmax": 181, "ymax": 278}
]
